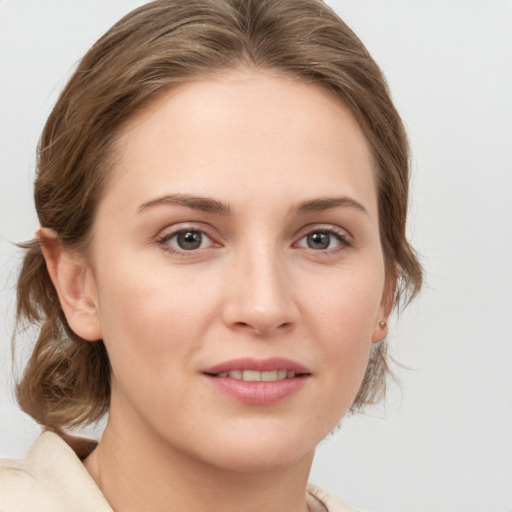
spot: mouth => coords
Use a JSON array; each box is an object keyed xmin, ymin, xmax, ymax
[
  {"xmin": 211, "ymin": 369, "xmax": 302, "ymax": 381},
  {"xmin": 202, "ymin": 358, "xmax": 311, "ymax": 405},
  {"xmin": 202, "ymin": 357, "xmax": 310, "ymax": 379}
]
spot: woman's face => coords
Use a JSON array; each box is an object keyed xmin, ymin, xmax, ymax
[{"xmin": 83, "ymin": 70, "xmax": 389, "ymax": 472}]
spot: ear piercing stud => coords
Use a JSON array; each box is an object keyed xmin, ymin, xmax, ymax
[{"xmin": 379, "ymin": 320, "xmax": 387, "ymax": 329}]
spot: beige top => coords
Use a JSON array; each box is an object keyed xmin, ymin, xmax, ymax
[{"xmin": 0, "ymin": 432, "xmax": 360, "ymax": 512}]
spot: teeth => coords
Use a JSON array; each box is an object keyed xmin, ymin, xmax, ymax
[
  {"xmin": 242, "ymin": 370, "xmax": 260, "ymax": 382},
  {"xmin": 261, "ymin": 370, "xmax": 277, "ymax": 382},
  {"xmin": 216, "ymin": 370, "xmax": 299, "ymax": 382}
]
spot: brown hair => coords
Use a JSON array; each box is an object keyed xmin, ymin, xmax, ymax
[{"xmin": 15, "ymin": 0, "xmax": 422, "ymax": 429}]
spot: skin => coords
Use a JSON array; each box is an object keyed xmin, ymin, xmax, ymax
[{"xmin": 42, "ymin": 70, "xmax": 391, "ymax": 512}]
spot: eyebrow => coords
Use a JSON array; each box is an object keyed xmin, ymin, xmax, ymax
[
  {"xmin": 137, "ymin": 194, "xmax": 231, "ymax": 215},
  {"xmin": 137, "ymin": 194, "xmax": 367, "ymax": 216},
  {"xmin": 293, "ymin": 196, "xmax": 368, "ymax": 216}
]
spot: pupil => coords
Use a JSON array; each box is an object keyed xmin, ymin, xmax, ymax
[
  {"xmin": 307, "ymin": 232, "xmax": 330, "ymax": 250},
  {"xmin": 178, "ymin": 231, "xmax": 202, "ymax": 250}
]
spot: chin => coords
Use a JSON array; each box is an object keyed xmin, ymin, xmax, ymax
[
  {"xmin": 190, "ymin": 424, "xmax": 322, "ymax": 474},
  {"xmin": 209, "ymin": 445, "xmax": 313, "ymax": 474}
]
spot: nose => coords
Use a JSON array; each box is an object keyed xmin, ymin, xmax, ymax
[{"xmin": 221, "ymin": 245, "xmax": 298, "ymax": 337}]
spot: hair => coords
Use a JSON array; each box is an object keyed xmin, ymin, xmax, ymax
[{"xmin": 15, "ymin": 0, "xmax": 422, "ymax": 430}]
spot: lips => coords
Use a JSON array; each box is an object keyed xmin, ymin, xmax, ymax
[
  {"xmin": 215, "ymin": 369, "xmax": 297, "ymax": 381},
  {"xmin": 202, "ymin": 357, "xmax": 310, "ymax": 405},
  {"xmin": 203, "ymin": 357, "xmax": 310, "ymax": 375}
]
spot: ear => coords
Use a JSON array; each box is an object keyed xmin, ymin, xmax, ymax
[
  {"xmin": 37, "ymin": 227, "xmax": 102, "ymax": 341},
  {"xmin": 371, "ymin": 270, "xmax": 396, "ymax": 344}
]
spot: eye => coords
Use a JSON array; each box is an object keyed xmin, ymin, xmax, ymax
[
  {"xmin": 158, "ymin": 229, "xmax": 214, "ymax": 252},
  {"xmin": 296, "ymin": 229, "xmax": 351, "ymax": 251}
]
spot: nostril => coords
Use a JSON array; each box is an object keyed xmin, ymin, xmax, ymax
[
  {"xmin": 230, "ymin": 320, "xmax": 293, "ymax": 336},
  {"xmin": 276, "ymin": 322, "xmax": 293, "ymax": 332},
  {"xmin": 222, "ymin": 293, "xmax": 298, "ymax": 335},
  {"xmin": 233, "ymin": 321, "xmax": 251, "ymax": 329}
]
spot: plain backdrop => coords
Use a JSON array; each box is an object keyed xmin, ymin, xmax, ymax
[{"xmin": 1, "ymin": 1, "xmax": 511, "ymax": 511}]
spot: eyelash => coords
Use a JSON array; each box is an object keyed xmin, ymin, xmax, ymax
[
  {"xmin": 155, "ymin": 225, "xmax": 352, "ymax": 256},
  {"xmin": 294, "ymin": 227, "xmax": 352, "ymax": 254},
  {"xmin": 156, "ymin": 225, "xmax": 218, "ymax": 255}
]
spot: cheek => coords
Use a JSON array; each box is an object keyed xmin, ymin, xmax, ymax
[
  {"xmin": 93, "ymin": 261, "xmax": 220, "ymax": 381},
  {"xmin": 303, "ymin": 266, "xmax": 384, "ymax": 342},
  {"xmin": 302, "ymin": 268, "xmax": 384, "ymax": 402}
]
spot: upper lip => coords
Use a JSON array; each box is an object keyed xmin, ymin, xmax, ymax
[{"xmin": 202, "ymin": 357, "xmax": 310, "ymax": 375}]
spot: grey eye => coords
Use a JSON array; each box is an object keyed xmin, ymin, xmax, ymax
[
  {"xmin": 296, "ymin": 229, "xmax": 348, "ymax": 251},
  {"xmin": 172, "ymin": 230, "xmax": 207, "ymax": 250},
  {"xmin": 306, "ymin": 232, "xmax": 331, "ymax": 250}
]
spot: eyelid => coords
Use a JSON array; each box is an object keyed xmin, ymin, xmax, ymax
[
  {"xmin": 154, "ymin": 222, "xmax": 353, "ymax": 256},
  {"xmin": 294, "ymin": 223, "xmax": 352, "ymax": 241},
  {"xmin": 156, "ymin": 222, "xmax": 221, "ymax": 254},
  {"xmin": 293, "ymin": 224, "xmax": 353, "ymax": 251}
]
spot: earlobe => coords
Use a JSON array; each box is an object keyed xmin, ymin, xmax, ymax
[
  {"xmin": 37, "ymin": 227, "xmax": 102, "ymax": 341},
  {"xmin": 371, "ymin": 271, "xmax": 396, "ymax": 344},
  {"xmin": 371, "ymin": 318, "xmax": 389, "ymax": 343}
]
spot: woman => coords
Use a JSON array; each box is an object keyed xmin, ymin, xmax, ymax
[{"xmin": 0, "ymin": 0, "xmax": 421, "ymax": 510}]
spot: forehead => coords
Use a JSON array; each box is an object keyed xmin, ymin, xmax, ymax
[{"xmin": 103, "ymin": 69, "xmax": 377, "ymax": 218}]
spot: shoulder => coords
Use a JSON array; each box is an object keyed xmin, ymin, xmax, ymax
[
  {"xmin": 307, "ymin": 482, "xmax": 363, "ymax": 512},
  {"xmin": 0, "ymin": 431, "xmax": 111, "ymax": 512}
]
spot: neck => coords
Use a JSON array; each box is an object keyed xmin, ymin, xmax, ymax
[{"xmin": 84, "ymin": 408, "xmax": 314, "ymax": 512}]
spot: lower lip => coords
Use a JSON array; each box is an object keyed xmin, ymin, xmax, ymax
[{"xmin": 203, "ymin": 375, "xmax": 309, "ymax": 405}]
